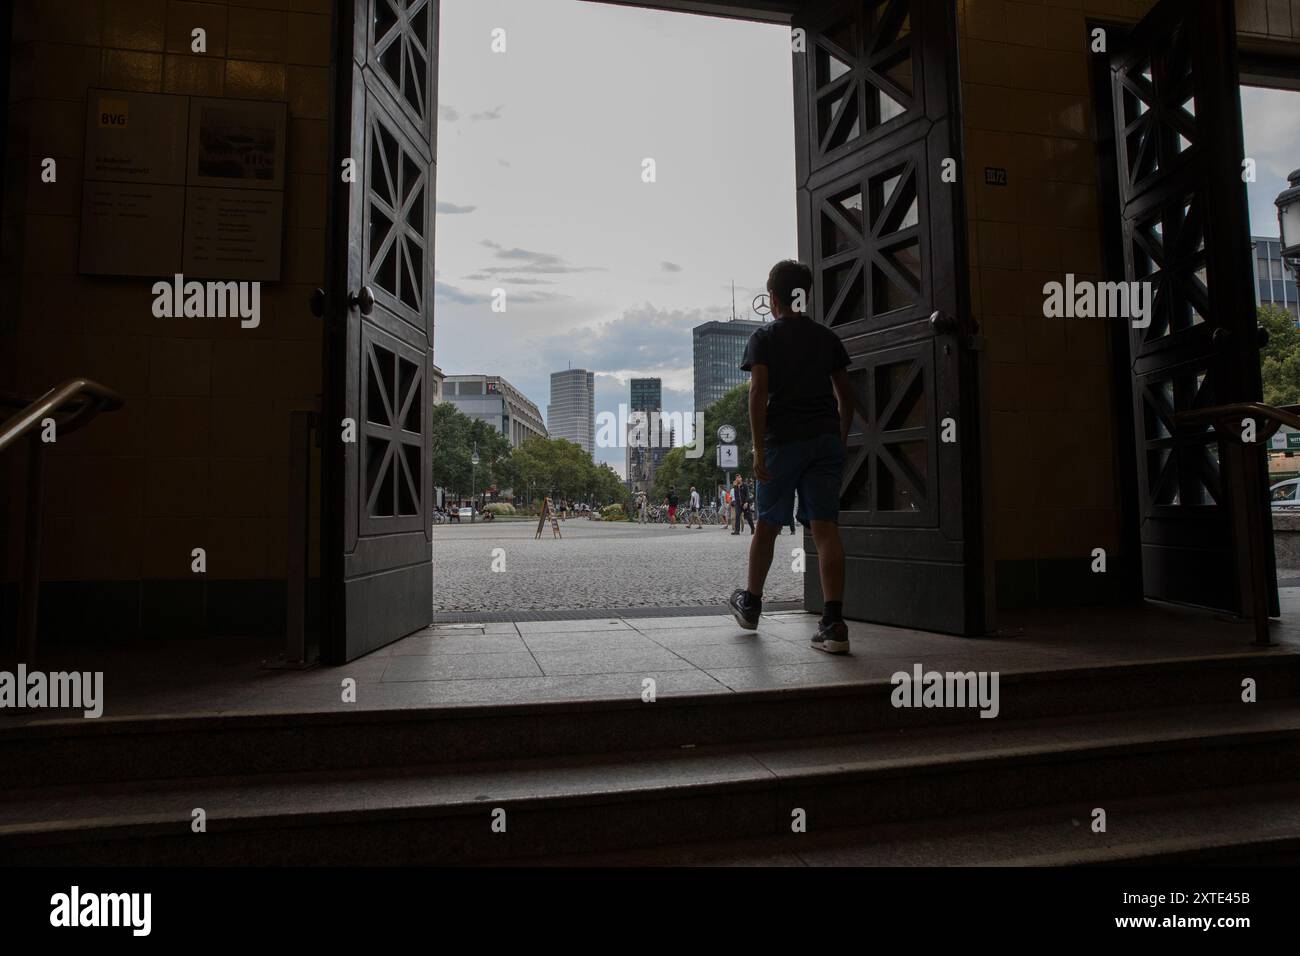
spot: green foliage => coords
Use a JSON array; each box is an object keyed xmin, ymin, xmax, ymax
[
  {"xmin": 507, "ymin": 437, "xmax": 630, "ymax": 506},
  {"xmin": 1259, "ymin": 304, "xmax": 1300, "ymax": 407},
  {"xmin": 601, "ymin": 503, "xmax": 626, "ymax": 521},
  {"xmin": 484, "ymin": 502, "xmax": 516, "ymax": 516},
  {"xmin": 430, "ymin": 403, "xmax": 513, "ymax": 500},
  {"xmin": 650, "ymin": 383, "xmax": 754, "ymax": 503}
]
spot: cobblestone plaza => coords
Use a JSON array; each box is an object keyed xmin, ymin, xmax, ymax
[{"xmin": 432, "ymin": 519, "xmax": 804, "ymax": 613}]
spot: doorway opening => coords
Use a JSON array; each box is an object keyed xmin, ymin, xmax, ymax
[{"xmin": 428, "ymin": 0, "xmax": 798, "ymax": 618}]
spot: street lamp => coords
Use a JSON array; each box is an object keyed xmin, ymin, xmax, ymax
[
  {"xmin": 1276, "ymin": 168, "xmax": 1300, "ymax": 305},
  {"xmin": 470, "ymin": 442, "xmax": 480, "ymax": 522}
]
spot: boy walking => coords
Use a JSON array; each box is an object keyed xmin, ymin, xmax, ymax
[{"xmin": 728, "ymin": 260, "xmax": 855, "ymax": 654}]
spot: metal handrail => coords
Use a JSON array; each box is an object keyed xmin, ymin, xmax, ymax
[
  {"xmin": 2, "ymin": 378, "xmax": 124, "ymax": 664},
  {"xmin": 0, "ymin": 378, "xmax": 124, "ymax": 454},
  {"xmin": 1173, "ymin": 402, "xmax": 1300, "ymax": 437},
  {"xmin": 1171, "ymin": 401, "xmax": 1298, "ymax": 647}
]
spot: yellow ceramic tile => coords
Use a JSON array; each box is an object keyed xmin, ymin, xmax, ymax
[
  {"xmin": 205, "ymin": 518, "xmax": 271, "ymax": 578},
  {"xmin": 163, "ymin": 54, "xmax": 226, "ymax": 95},
  {"xmin": 285, "ymin": 12, "xmax": 331, "ymax": 67},
  {"xmin": 287, "ymin": 64, "xmax": 330, "ymax": 118},
  {"xmin": 227, "ymin": 6, "xmax": 287, "ymax": 62},
  {"xmin": 225, "ymin": 59, "xmax": 287, "ymax": 99},
  {"xmin": 149, "ymin": 338, "xmax": 212, "ymax": 397},
  {"xmin": 103, "ymin": 0, "xmax": 167, "ymax": 52},
  {"xmin": 141, "ymin": 517, "xmax": 212, "ymax": 576},
  {"xmin": 288, "ymin": 118, "xmax": 329, "ymax": 174},
  {"xmin": 144, "ymin": 457, "xmax": 210, "ymax": 517},
  {"xmin": 165, "ymin": 1, "xmax": 229, "ymax": 57},
  {"xmin": 30, "ymin": 43, "xmax": 103, "ymax": 101},
  {"xmin": 102, "ymin": 50, "xmax": 163, "ymax": 91}
]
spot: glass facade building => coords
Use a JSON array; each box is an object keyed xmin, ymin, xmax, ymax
[
  {"xmin": 547, "ymin": 369, "xmax": 596, "ymax": 457},
  {"xmin": 442, "ymin": 374, "xmax": 547, "ymax": 448},
  {"xmin": 692, "ymin": 318, "xmax": 765, "ymax": 413},
  {"xmin": 1253, "ymin": 236, "xmax": 1300, "ymax": 320}
]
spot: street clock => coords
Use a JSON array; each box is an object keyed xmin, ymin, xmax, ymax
[{"xmin": 718, "ymin": 424, "xmax": 736, "ymax": 443}]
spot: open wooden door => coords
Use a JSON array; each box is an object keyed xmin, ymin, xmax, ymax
[
  {"xmin": 793, "ymin": 0, "xmax": 985, "ymax": 635},
  {"xmin": 1108, "ymin": 0, "xmax": 1278, "ymax": 614},
  {"xmin": 322, "ymin": 0, "xmax": 438, "ymax": 663}
]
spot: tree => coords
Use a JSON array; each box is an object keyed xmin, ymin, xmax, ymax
[
  {"xmin": 1259, "ymin": 304, "xmax": 1300, "ymax": 407},
  {"xmin": 430, "ymin": 403, "xmax": 513, "ymax": 501},
  {"xmin": 430, "ymin": 402, "xmax": 473, "ymax": 498},
  {"xmin": 648, "ymin": 383, "xmax": 755, "ymax": 504},
  {"xmin": 651, "ymin": 446, "xmax": 687, "ymax": 503}
]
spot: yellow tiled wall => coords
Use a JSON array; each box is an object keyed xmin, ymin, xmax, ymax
[
  {"xmin": 959, "ymin": 0, "xmax": 1300, "ymax": 567},
  {"xmin": 1, "ymin": 0, "xmax": 330, "ymax": 594}
]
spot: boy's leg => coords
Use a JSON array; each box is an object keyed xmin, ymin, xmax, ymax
[
  {"xmin": 809, "ymin": 520, "xmax": 845, "ymax": 603},
  {"xmin": 797, "ymin": 434, "xmax": 850, "ymax": 653},
  {"xmin": 729, "ymin": 445, "xmax": 796, "ymax": 629},
  {"xmin": 746, "ymin": 520, "xmax": 782, "ymax": 596}
]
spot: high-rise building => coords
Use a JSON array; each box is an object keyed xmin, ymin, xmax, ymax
[
  {"xmin": 441, "ymin": 374, "xmax": 547, "ymax": 448},
  {"xmin": 692, "ymin": 318, "xmax": 765, "ymax": 413},
  {"xmin": 1253, "ymin": 236, "xmax": 1300, "ymax": 319},
  {"xmin": 626, "ymin": 377, "xmax": 662, "ymax": 495},
  {"xmin": 547, "ymin": 368, "xmax": 596, "ymax": 456}
]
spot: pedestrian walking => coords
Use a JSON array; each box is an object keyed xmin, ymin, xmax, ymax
[
  {"xmin": 665, "ymin": 487, "xmax": 679, "ymax": 528},
  {"xmin": 728, "ymin": 259, "xmax": 854, "ymax": 654},
  {"xmin": 688, "ymin": 485, "xmax": 703, "ymax": 528}
]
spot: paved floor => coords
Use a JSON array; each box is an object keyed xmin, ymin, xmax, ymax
[
  {"xmin": 432, "ymin": 518, "xmax": 803, "ymax": 612},
  {"xmin": 6, "ymin": 590, "xmax": 1298, "ymax": 721}
]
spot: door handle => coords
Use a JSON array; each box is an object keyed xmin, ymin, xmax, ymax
[
  {"xmin": 349, "ymin": 286, "xmax": 375, "ymax": 316},
  {"xmin": 930, "ymin": 310, "xmax": 960, "ymax": 334}
]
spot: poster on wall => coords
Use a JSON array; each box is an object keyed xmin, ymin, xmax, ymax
[{"xmin": 79, "ymin": 89, "xmax": 287, "ymax": 281}]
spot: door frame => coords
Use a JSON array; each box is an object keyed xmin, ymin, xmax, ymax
[
  {"xmin": 1089, "ymin": 8, "xmax": 1283, "ymax": 615},
  {"xmin": 792, "ymin": 0, "xmax": 988, "ymax": 636}
]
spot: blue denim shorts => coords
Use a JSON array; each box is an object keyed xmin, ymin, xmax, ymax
[{"xmin": 756, "ymin": 432, "xmax": 845, "ymax": 526}]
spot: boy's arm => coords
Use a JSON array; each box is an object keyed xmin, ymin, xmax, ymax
[
  {"xmin": 831, "ymin": 367, "xmax": 855, "ymax": 445},
  {"xmin": 748, "ymin": 364, "xmax": 772, "ymax": 481}
]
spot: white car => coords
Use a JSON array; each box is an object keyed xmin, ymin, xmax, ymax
[
  {"xmin": 1271, "ymin": 478, "xmax": 1300, "ymax": 510},
  {"xmin": 457, "ymin": 506, "xmax": 474, "ymax": 520}
]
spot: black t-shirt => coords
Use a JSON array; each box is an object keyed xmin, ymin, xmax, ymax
[
  {"xmin": 740, "ymin": 315, "xmax": 851, "ymax": 444},
  {"xmin": 667, "ymin": 492, "xmax": 679, "ymax": 507},
  {"xmin": 732, "ymin": 483, "xmax": 748, "ymax": 504}
]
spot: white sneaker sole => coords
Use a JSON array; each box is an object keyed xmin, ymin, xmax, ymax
[{"xmin": 810, "ymin": 638, "xmax": 850, "ymax": 655}]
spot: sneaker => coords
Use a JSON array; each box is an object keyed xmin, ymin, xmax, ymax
[
  {"xmin": 728, "ymin": 589, "xmax": 761, "ymax": 630},
  {"xmin": 810, "ymin": 619, "xmax": 850, "ymax": 654}
]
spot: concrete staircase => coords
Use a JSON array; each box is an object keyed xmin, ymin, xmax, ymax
[{"xmin": 4, "ymin": 653, "xmax": 1300, "ymax": 865}]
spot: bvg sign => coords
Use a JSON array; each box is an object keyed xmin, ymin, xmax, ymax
[{"xmin": 98, "ymin": 98, "xmax": 129, "ymax": 128}]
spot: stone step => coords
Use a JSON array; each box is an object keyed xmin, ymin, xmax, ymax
[
  {"xmin": 4, "ymin": 701, "xmax": 1299, "ymax": 864},
  {"xmin": 515, "ymin": 781, "xmax": 1300, "ymax": 866},
  {"xmin": 6, "ymin": 652, "xmax": 1298, "ymax": 788}
]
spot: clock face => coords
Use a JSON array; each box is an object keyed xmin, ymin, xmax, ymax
[{"xmin": 718, "ymin": 424, "xmax": 736, "ymax": 443}]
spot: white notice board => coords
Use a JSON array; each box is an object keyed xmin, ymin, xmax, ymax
[{"xmin": 79, "ymin": 89, "xmax": 287, "ymax": 280}]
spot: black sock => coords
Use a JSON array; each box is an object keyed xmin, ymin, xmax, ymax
[
  {"xmin": 744, "ymin": 590, "xmax": 763, "ymax": 608},
  {"xmin": 822, "ymin": 600, "xmax": 843, "ymax": 625}
]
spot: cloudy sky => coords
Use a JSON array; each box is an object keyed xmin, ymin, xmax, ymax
[
  {"xmin": 1241, "ymin": 86, "xmax": 1300, "ymax": 240},
  {"xmin": 433, "ymin": 1, "xmax": 1300, "ymax": 476},
  {"xmin": 433, "ymin": 0, "xmax": 796, "ymax": 474}
]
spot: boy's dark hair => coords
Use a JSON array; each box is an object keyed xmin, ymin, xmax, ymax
[{"xmin": 767, "ymin": 259, "xmax": 812, "ymax": 314}]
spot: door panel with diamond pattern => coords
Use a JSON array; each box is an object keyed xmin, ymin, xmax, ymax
[
  {"xmin": 794, "ymin": 0, "xmax": 985, "ymax": 635},
  {"xmin": 324, "ymin": 0, "xmax": 438, "ymax": 663},
  {"xmin": 1109, "ymin": 0, "xmax": 1274, "ymax": 614}
]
